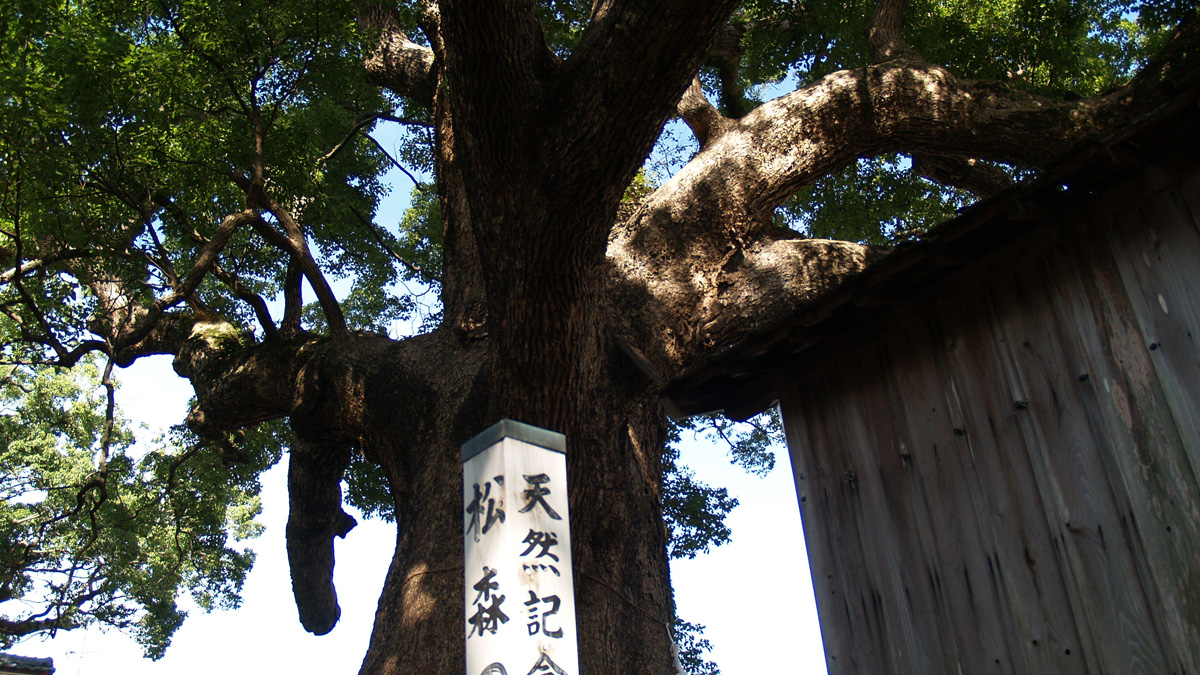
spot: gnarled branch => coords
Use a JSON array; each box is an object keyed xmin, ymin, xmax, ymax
[
  {"xmin": 286, "ymin": 430, "xmax": 356, "ymax": 635},
  {"xmin": 638, "ymin": 56, "xmax": 1185, "ymax": 236},
  {"xmin": 211, "ymin": 264, "xmax": 279, "ymax": 340},
  {"xmin": 609, "ymin": 12, "xmax": 1200, "ymax": 374},
  {"xmin": 246, "ymin": 202, "xmax": 348, "ymax": 340},
  {"xmin": 95, "ymin": 210, "xmax": 255, "ymax": 356},
  {"xmin": 911, "ymin": 153, "xmax": 1014, "ymax": 198},
  {"xmin": 362, "ymin": 8, "xmax": 436, "ymax": 107},
  {"xmin": 677, "ymin": 76, "xmax": 732, "ymax": 148}
]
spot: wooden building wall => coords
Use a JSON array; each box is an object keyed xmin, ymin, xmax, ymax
[{"xmin": 781, "ymin": 166, "xmax": 1200, "ymax": 674}]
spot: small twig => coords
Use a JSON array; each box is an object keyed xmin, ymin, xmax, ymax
[
  {"xmin": 362, "ymin": 134, "xmax": 421, "ymax": 186},
  {"xmin": 377, "ymin": 113, "xmax": 433, "ymax": 128},
  {"xmin": 317, "ymin": 113, "xmax": 382, "ymax": 166}
]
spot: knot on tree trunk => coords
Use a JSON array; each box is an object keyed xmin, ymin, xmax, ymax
[{"xmin": 171, "ymin": 319, "xmax": 252, "ymax": 379}]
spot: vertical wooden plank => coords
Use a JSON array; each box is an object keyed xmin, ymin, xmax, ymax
[
  {"xmin": 930, "ymin": 287, "xmax": 1093, "ymax": 674},
  {"xmin": 863, "ymin": 338, "xmax": 984, "ymax": 672},
  {"xmin": 1093, "ymin": 195, "xmax": 1200, "ymax": 673},
  {"xmin": 783, "ymin": 374, "xmax": 888, "ymax": 675},
  {"xmin": 982, "ymin": 241, "xmax": 1172, "ymax": 674},
  {"xmin": 879, "ymin": 317, "xmax": 1018, "ymax": 672},
  {"xmin": 1044, "ymin": 226, "xmax": 1200, "ymax": 675},
  {"xmin": 834, "ymin": 353, "xmax": 946, "ymax": 673},
  {"xmin": 1039, "ymin": 228, "xmax": 1167, "ymax": 647},
  {"xmin": 1107, "ymin": 190, "xmax": 1200, "ymax": 477}
]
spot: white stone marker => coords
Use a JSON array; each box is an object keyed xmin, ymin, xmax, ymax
[{"xmin": 462, "ymin": 419, "xmax": 578, "ymax": 675}]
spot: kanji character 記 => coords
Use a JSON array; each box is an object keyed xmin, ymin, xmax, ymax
[
  {"xmin": 518, "ymin": 473, "xmax": 561, "ymax": 520},
  {"xmin": 526, "ymin": 653, "xmax": 568, "ymax": 675},
  {"xmin": 523, "ymin": 590, "xmax": 564, "ymax": 638},
  {"xmin": 466, "ymin": 476, "xmax": 506, "ymax": 542},
  {"xmin": 519, "ymin": 529, "xmax": 561, "ymax": 562}
]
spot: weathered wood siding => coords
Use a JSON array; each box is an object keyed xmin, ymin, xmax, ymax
[{"xmin": 782, "ymin": 167, "xmax": 1200, "ymax": 674}]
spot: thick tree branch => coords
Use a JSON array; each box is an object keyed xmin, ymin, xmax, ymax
[
  {"xmin": 281, "ymin": 258, "xmax": 303, "ymax": 334},
  {"xmin": 911, "ymin": 153, "xmax": 1014, "ymax": 197},
  {"xmin": 246, "ymin": 203, "xmax": 348, "ymax": 340},
  {"xmin": 677, "ymin": 76, "xmax": 732, "ymax": 148},
  {"xmin": 177, "ymin": 328, "xmax": 455, "ymax": 453},
  {"xmin": 608, "ymin": 224, "xmax": 883, "ymax": 377},
  {"xmin": 211, "ymin": 264, "xmax": 279, "ymax": 340},
  {"xmin": 437, "ymin": 0, "xmax": 554, "ymax": 127},
  {"xmin": 176, "ymin": 332, "xmax": 323, "ymax": 437},
  {"xmin": 94, "ymin": 210, "xmax": 254, "ymax": 357},
  {"xmin": 555, "ymin": 0, "xmax": 742, "ymax": 205},
  {"xmin": 360, "ymin": 1, "xmax": 435, "ymax": 106},
  {"xmin": 107, "ymin": 313, "xmax": 205, "ymax": 367},
  {"xmin": 609, "ymin": 14, "xmax": 1200, "ymax": 374},
  {"xmin": 0, "ymin": 248, "xmax": 92, "ymax": 284},
  {"xmin": 866, "ymin": 0, "xmax": 914, "ymax": 62},
  {"xmin": 141, "ymin": 219, "xmax": 221, "ymax": 321},
  {"xmin": 705, "ymin": 22, "xmax": 748, "ymax": 117},
  {"xmin": 175, "ymin": 327, "xmax": 484, "ymax": 648},
  {"xmin": 641, "ymin": 57, "xmax": 1188, "ymax": 234}
]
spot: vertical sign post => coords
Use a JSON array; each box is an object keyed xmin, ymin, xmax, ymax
[{"xmin": 462, "ymin": 419, "xmax": 578, "ymax": 675}]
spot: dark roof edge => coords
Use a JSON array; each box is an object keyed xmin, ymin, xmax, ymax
[{"xmin": 0, "ymin": 653, "xmax": 55, "ymax": 675}]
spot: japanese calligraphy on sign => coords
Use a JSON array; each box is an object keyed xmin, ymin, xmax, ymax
[{"xmin": 462, "ymin": 420, "xmax": 579, "ymax": 675}]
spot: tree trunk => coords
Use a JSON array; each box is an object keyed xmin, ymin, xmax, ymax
[
  {"xmin": 355, "ymin": 355, "xmax": 676, "ymax": 674},
  {"xmin": 344, "ymin": 60, "xmax": 684, "ymax": 664}
]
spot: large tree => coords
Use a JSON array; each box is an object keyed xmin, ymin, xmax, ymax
[{"xmin": 2, "ymin": 0, "xmax": 1198, "ymax": 671}]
